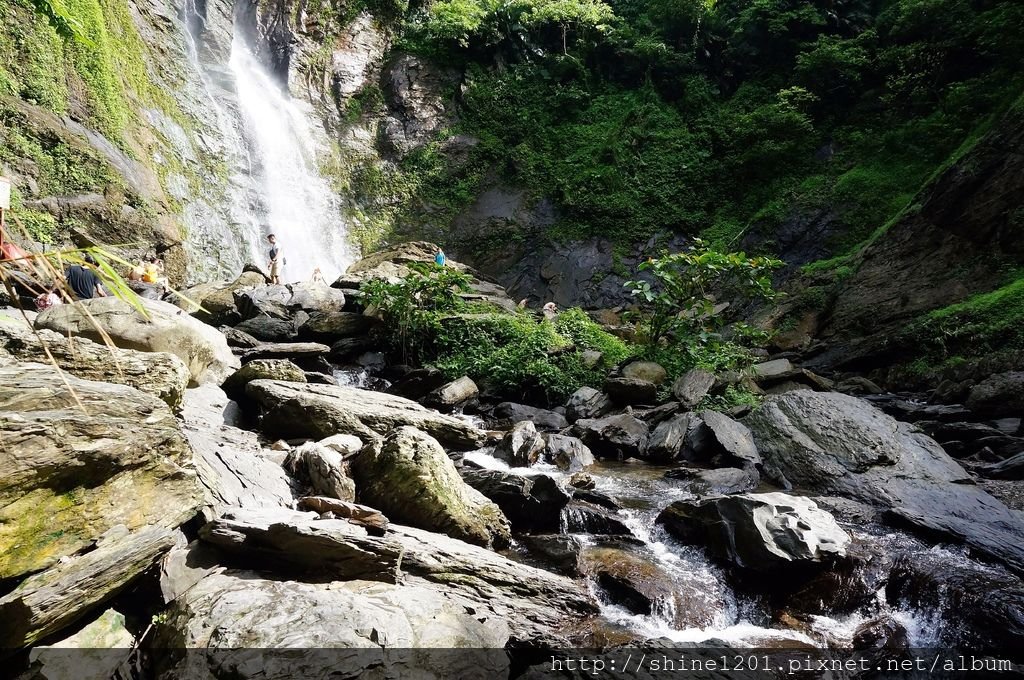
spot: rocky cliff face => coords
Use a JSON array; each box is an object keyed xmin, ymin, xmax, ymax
[{"xmin": 805, "ymin": 95, "xmax": 1024, "ymax": 379}]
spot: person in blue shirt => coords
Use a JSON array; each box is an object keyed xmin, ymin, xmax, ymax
[{"xmin": 434, "ymin": 249, "xmax": 446, "ymax": 267}]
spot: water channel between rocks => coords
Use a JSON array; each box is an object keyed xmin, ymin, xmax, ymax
[{"xmin": 333, "ymin": 366, "xmax": 954, "ymax": 651}]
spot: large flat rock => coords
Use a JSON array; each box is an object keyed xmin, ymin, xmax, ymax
[
  {"xmin": 746, "ymin": 390, "xmax": 1024, "ymax": 574},
  {"xmin": 0, "ymin": 362, "xmax": 201, "ymax": 581},
  {"xmin": 245, "ymin": 379, "xmax": 487, "ymax": 450}
]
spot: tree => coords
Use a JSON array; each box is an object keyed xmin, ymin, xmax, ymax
[{"xmin": 625, "ymin": 239, "xmax": 783, "ymax": 347}]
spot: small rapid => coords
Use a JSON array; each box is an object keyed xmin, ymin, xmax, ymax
[{"xmin": 464, "ymin": 448, "xmax": 953, "ymax": 649}]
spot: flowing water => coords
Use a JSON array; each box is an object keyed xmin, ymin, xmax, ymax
[
  {"xmin": 228, "ymin": 35, "xmax": 353, "ymax": 283},
  {"xmin": 465, "ymin": 449, "xmax": 945, "ymax": 648},
  {"xmin": 178, "ymin": 0, "xmax": 353, "ymax": 283}
]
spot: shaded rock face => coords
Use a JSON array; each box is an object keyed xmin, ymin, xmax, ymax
[
  {"xmin": 491, "ymin": 401, "xmax": 568, "ymax": 431},
  {"xmin": 813, "ymin": 103, "xmax": 1024, "ymax": 376},
  {"xmin": 383, "ymin": 54, "xmax": 460, "ymax": 157},
  {"xmin": 657, "ymin": 492, "xmax": 850, "ymax": 574},
  {"xmin": 35, "ymin": 297, "xmax": 239, "ymax": 385},
  {"xmin": 461, "ymin": 469, "xmax": 570, "ymax": 533},
  {"xmin": 488, "ymin": 233, "xmax": 690, "ymax": 310},
  {"xmin": 966, "ymin": 371, "xmax": 1024, "ymax": 418},
  {"xmin": 887, "ymin": 553, "xmax": 1024, "ymax": 658},
  {"xmin": 746, "ymin": 391, "xmax": 1024, "ymax": 574},
  {"xmin": 352, "ymin": 426, "xmax": 511, "ymax": 548},
  {"xmin": 1, "ymin": 525, "xmax": 178, "ymax": 651},
  {"xmin": 245, "ymin": 379, "xmax": 487, "ymax": 450},
  {"xmin": 573, "ymin": 413, "xmax": 649, "ymax": 459},
  {"xmin": 0, "ymin": 322, "xmax": 189, "ymax": 410},
  {"xmin": 0, "ymin": 363, "xmax": 201, "ymax": 582},
  {"xmin": 673, "ymin": 369, "xmax": 716, "ymax": 409},
  {"xmin": 565, "ymin": 386, "xmax": 614, "ymax": 423}
]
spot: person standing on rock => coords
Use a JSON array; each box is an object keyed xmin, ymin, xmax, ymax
[
  {"xmin": 267, "ymin": 233, "xmax": 283, "ymax": 284},
  {"xmin": 65, "ymin": 255, "xmax": 106, "ymax": 300},
  {"xmin": 434, "ymin": 248, "xmax": 446, "ymax": 267}
]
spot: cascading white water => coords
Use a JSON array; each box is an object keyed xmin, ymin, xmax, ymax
[{"xmin": 228, "ymin": 33, "xmax": 352, "ymax": 283}]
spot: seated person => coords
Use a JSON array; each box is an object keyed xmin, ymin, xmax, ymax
[{"xmin": 65, "ymin": 256, "xmax": 106, "ymax": 300}]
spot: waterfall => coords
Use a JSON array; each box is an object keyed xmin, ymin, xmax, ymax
[
  {"xmin": 228, "ymin": 32, "xmax": 352, "ymax": 283},
  {"xmin": 178, "ymin": 0, "xmax": 353, "ymax": 284}
]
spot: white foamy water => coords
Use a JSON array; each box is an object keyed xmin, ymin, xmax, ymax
[{"xmin": 228, "ymin": 34, "xmax": 352, "ymax": 283}]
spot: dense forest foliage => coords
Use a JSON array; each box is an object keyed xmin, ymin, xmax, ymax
[{"xmin": 382, "ymin": 0, "xmax": 1023, "ymax": 263}]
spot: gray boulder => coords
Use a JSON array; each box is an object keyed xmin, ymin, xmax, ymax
[
  {"xmin": 491, "ymin": 402, "xmax": 568, "ymax": 431},
  {"xmin": 647, "ymin": 413, "xmax": 699, "ymax": 462},
  {"xmin": 966, "ymin": 371, "xmax": 1024, "ymax": 418},
  {"xmin": 0, "ymin": 525, "xmax": 177, "ymax": 650},
  {"xmin": 565, "ymin": 386, "xmax": 614, "ymax": 422},
  {"xmin": 572, "ymin": 413, "xmax": 649, "ymax": 459},
  {"xmin": 544, "ymin": 434, "xmax": 595, "ymax": 472},
  {"xmin": 35, "ymin": 296, "xmax": 239, "ymax": 385},
  {"xmin": 687, "ymin": 410, "xmax": 761, "ymax": 467},
  {"xmin": 241, "ymin": 341, "xmax": 331, "ymax": 363},
  {"xmin": 604, "ymin": 376, "xmax": 658, "ymax": 405},
  {"xmin": 298, "ymin": 310, "xmax": 373, "ymax": 340},
  {"xmin": 286, "ymin": 281, "xmax": 346, "ymax": 314},
  {"xmin": 746, "ymin": 390, "xmax": 1024, "ymax": 575},
  {"xmin": 284, "ymin": 442, "xmax": 356, "ymax": 502},
  {"xmin": 179, "ymin": 385, "xmax": 295, "ymax": 515},
  {"xmin": 461, "ymin": 469, "xmax": 570, "ymax": 533},
  {"xmin": 234, "ymin": 315, "xmax": 298, "ymax": 342},
  {"xmin": 493, "ymin": 420, "xmax": 546, "ymax": 467},
  {"xmin": 156, "ymin": 513, "xmax": 595, "ymax": 659},
  {"xmin": 351, "ymin": 427, "xmax": 511, "ymax": 548},
  {"xmin": 0, "ymin": 322, "xmax": 189, "ymax": 410},
  {"xmin": 423, "ymin": 376, "xmax": 479, "ymax": 412},
  {"xmin": 621, "ymin": 360, "xmax": 668, "ymax": 385},
  {"xmin": 245, "ymin": 379, "xmax": 487, "ymax": 450},
  {"xmin": 657, "ymin": 492, "xmax": 850, "ymax": 573},
  {"xmin": 672, "ymin": 368, "xmax": 716, "ymax": 409},
  {"xmin": 221, "ymin": 359, "xmax": 305, "ymax": 399}
]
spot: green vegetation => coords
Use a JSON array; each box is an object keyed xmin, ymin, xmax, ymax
[
  {"xmin": 366, "ymin": 0, "xmax": 1023, "ymax": 264},
  {"xmin": 898, "ymin": 276, "xmax": 1024, "ymax": 381},
  {"xmin": 360, "ymin": 245, "xmax": 778, "ymax": 403},
  {"xmin": 360, "ymin": 264, "xmax": 632, "ymax": 402},
  {"xmin": 625, "ymin": 240, "xmax": 783, "ymax": 345}
]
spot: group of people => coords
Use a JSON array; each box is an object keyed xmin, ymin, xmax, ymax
[{"xmin": 32, "ymin": 235, "xmax": 449, "ymax": 311}]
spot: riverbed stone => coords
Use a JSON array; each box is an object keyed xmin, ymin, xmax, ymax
[
  {"xmin": 746, "ymin": 390, "xmax": 1024, "ymax": 575},
  {"xmin": 565, "ymin": 386, "xmax": 614, "ymax": 422},
  {"xmin": 284, "ymin": 442, "xmax": 356, "ymax": 502},
  {"xmin": 0, "ymin": 321, "xmax": 189, "ymax": 410},
  {"xmin": 0, "ymin": 363, "xmax": 200, "ymax": 582},
  {"xmin": 221, "ymin": 359, "xmax": 306, "ymax": 399},
  {"xmin": 572, "ymin": 413, "xmax": 649, "ymax": 459},
  {"xmin": 352, "ymin": 427, "xmax": 511, "ymax": 548},
  {"xmin": 493, "ymin": 420, "xmax": 546, "ymax": 467},
  {"xmin": 245, "ymin": 379, "xmax": 487, "ymax": 449},
  {"xmin": 672, "ymin": 369, "xmax": 716, "ymax": 409},
  {"xmin": 966, "ymin": 371, "xmax": 1024, "ymax": 418},
  {"xmin": 423, "ymin": 376, "xmax": 479, "ymax": 412},
  {"xmin": 35, "ymin": 296, "xmax": 238, "ymax": 385},
  {"xmin": 647, "ymin": 413, "xmax": 699, "ymax": 462},
  {"xmin": 621, "ymin": 360, "xmax": 668, "ymax": 385},
  {"xmin": 491, "ymin": 402, "xmax": 568, "ymax": 431},
  {"xmin": 657, "ymin": 492, "xmax": 850, "ymax": 574},
  {"xmin": 460, "ymin": 469, "xmax": 569, "ymax": 533},
  {"xmin": 544, "ymin": 434, "xmax": 595, "ymax": 472}
]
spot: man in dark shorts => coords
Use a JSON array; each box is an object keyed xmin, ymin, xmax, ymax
[{"xmin": 65, "ymin": 255, "xmax": 107, "ymax": 300}]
